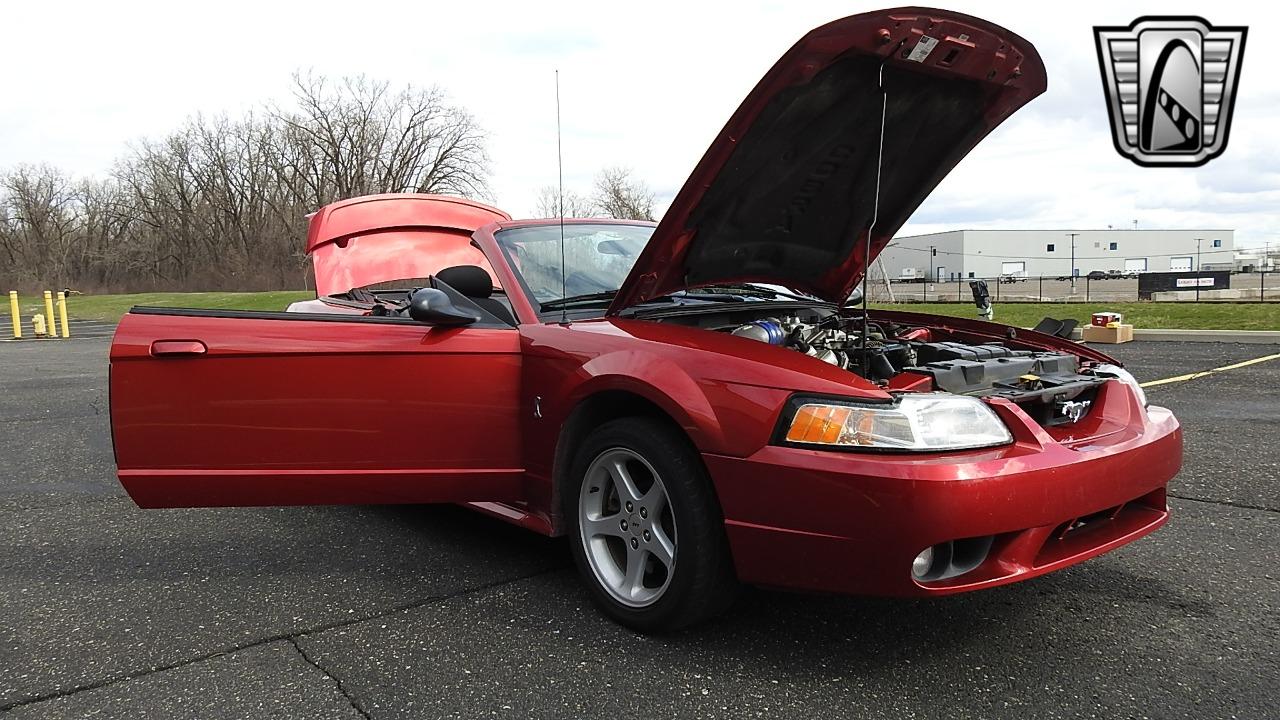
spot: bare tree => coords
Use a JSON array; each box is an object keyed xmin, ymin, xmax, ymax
[
  {"xmin": 534, "ymin": 185, "xmax": 594, "ymax": 218},
  {"xmin": 273, "ymin": 72, "xmax": 489, "ymax": 202},
  {"xmin": 0, "ymin": 71, "xmax": 493, "ymax": 293},
  {"xmin": 591, "ymin": 166, "xmax": 655, "ymax": 221},
  {"xmin": 1, "ymin": 165, "xmax": 82, "ymax": 288}
]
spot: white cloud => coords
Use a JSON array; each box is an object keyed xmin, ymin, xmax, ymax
[{"xmin": 2, "ymin": 0, "xmax": 1275, "ymax": 247}]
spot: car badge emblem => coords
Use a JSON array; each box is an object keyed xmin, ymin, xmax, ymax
[
  {"xmin": 1058, "ymin": 400, "xmax": 1091, "ymax": 423},
  {"xmin": 1094, "ymin": 16, "xmax": 1246, "ymax": 167}
]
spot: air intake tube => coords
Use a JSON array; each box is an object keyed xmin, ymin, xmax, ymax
[{"xmin": 731, "ymin": 320, "xmax": 786, "ymax": 345}]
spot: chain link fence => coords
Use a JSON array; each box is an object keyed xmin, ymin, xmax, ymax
[{"xmin": 865, "ymin": 271, "xmax": 1277, "ymax": 303}]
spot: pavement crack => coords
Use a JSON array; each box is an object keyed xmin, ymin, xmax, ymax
[
  {"xmin": 288, "ymin": 637, "xmax": 373, "ymax": 720},
  {"xmin": 1169, "ymin": 493, "xmax": 1279, "ymax": 514},
  {"xmin": 0, "ymin": 565, "xmax": 563, "ymax": 713},
  {"xmin": 0, "ymin": 641, "xmax": 282, "ymax": 714}
]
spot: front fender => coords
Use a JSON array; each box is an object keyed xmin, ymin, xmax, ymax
[{"xmin": 568, "ymin": 350, "xmax": 726, "ymax": 453}]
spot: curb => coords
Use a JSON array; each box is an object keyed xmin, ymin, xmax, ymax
[{"xmin": 1069, "ymin": 327, "xmax": 1280, "ymax": 344}]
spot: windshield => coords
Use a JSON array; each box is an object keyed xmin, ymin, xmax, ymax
[{"xmin": 495, "ymin": 223, "xmax": 654, "ymax": 305}]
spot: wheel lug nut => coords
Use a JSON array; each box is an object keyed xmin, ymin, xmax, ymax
[
  {"xmin": 630, "ymin": 538, "xmax": 639, "ymax": 549},
  {"xmin": 620, "ymin": 519, "xmax": 628, "ymax": 531},
  {"xmin": 643, "ymin": 530, "xmax": 651, "ymax": 542},
  {"xmin": 639, "ymin": 507, "xmax": 648, "ymax": 518},
  {"xmin": 625, "ymin": 501, "xmax": 633, "ymax": 512}
]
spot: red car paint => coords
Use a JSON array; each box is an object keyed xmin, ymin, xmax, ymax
[
  {"xmin": 307, "ymin": 194, "xmax": 509, "ymax": 296},
  {"xmin": 109, "ymin": 7, "xmax": 1181, "ymax": 598}
]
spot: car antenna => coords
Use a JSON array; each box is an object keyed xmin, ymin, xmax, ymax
[
  {"xmin": 861, "ymin": 55, "xmax": 892, "ymax": 378},
  {"xmin": 556, "ymin": 69, "xmax": 570, "ymax": 326}
]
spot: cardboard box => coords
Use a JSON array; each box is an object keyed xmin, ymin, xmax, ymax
[{"xmin": 1082, "ymin": 323, "xmax": 1134, "ymax": 344}]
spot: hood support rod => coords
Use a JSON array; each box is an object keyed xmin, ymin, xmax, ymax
[{"xmin": 861, "ymin": 56, "xmax": 892, "ymax": 377}]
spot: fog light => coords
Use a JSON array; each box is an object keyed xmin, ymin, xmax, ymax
[{"xmin": 911, "ymin": 547, "xmax": 934, "ymax": 579}]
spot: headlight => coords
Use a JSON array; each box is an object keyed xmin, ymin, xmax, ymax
[
  {"xmin": 1091, "ymin": 363, "xmax": 1148, "ymax": 407},
  {"xmin": 782, "ymin": 394, "xmax": 1013, "ymax": 451}
]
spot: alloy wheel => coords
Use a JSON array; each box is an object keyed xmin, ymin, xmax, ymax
[{"xmin": 577, "ymin": 447, "xmax": 677, "ymax": 608}]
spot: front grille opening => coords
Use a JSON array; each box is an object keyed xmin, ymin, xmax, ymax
[
  {"xmin": 1034, "ymin": 488, "xmax": 1168, "ymax": 568},
  {"xmin": 1052, "ymin": 504, "xmax": 1123, "ymax": 541}
]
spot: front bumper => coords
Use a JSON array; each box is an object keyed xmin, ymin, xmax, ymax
[{"xmin": 703, "ymin": 381, "xmax": 1182, "ymax": 596}]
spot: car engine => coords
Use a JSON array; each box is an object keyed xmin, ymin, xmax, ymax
[{"xmin": 725, "ymin": 312, "xmax": 1111, "ymax": 426}]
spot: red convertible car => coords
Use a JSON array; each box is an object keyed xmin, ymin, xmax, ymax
[{"xmin": 109, "ymin": 8, "xmax": 1181, "ymax": 631}]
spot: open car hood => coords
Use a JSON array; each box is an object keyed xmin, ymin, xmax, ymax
[
  {"xmin": 607, "ymin": 7, "xmax": 1045, "ymax": 314},
  {"xmin": 306, "ymin": 194, "xmax": 510, "ymax": 297}
]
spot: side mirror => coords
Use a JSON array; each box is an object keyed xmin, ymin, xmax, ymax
[{"xmin": 407, "ymin": 288, "xmax": 481, "ymax": 327}]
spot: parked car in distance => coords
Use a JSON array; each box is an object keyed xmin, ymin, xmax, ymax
[{"xmin": 107, "ymin": 7, "xmax": 1181, "ymax": 632}]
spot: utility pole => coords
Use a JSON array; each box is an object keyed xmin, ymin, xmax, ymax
[
  {"xmin": 1195, "ymin": 238, "xmax": 1203, "ymax": 302},
  {"xmin": 1264, "ymin": 241, "xmax": 1270, "ymax": 302},
  {"xmin": 1067, "ymin": 232, "xmax": 1079, "ymax": 293},
  {"xmin": 928, "ymin": 245, "xmax": 935, "ymax": 301},
  {"xmin": 876, "ymin": 256, "xmax": 895, "ymax": 302}
]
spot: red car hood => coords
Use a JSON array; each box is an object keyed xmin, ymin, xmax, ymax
[
  {"xmin": 608, "ymin": 7, "xmax": 1045, "ymax": 314},
  {"xmin": 306, "ymin": 194, "xmax": 510, "ymax": 297}
]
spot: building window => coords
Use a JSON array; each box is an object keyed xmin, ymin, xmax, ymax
[
  {"xmin": 1213, "ymin": 239, "xmax": 1222, "ymax": 248},
  {"xmin": 968, "ymin": 272, "xmax": 974, "ymax": 278},
  {"xmin": 1046, "ymin": 243, "xmax": 1055, "ymax": 252},
  {"xmin": 1109, "ymin": 242, "xmax": 1118, "ymax": 250}
]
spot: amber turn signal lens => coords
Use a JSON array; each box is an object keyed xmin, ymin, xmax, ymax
[{"xmin": 785, "ymin": 404, "xmax": 852, "ymax": 443}]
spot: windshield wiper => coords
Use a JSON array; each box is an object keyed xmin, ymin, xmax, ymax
[
  {"xmin": 695, "ymin": 284, "xmax": 831, "ymax": 305},
  {"xmin": 540, "ymin": 290, "xmax": 618, "ymax": 311}
]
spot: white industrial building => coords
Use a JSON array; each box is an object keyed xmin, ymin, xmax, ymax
[{"xmin": 881, "ymin": 229, "xmax": 1235, "ymax": 282}]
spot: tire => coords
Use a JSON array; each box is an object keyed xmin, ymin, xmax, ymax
[{"xmin": 565, "ymin": 416, "xmax": 739, "ymax": 632}]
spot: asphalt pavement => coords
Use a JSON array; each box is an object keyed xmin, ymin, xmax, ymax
[{"xmin": 1, "ymin": 335, "xmax": 1276, "ymax": 719}]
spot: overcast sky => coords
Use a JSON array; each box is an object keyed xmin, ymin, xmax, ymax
[{"xmin": 3, "ymin": 1, "xmax": 1275, "ymax": 248}]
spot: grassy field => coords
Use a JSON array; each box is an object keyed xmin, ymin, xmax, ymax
[
  {"xmin": 870, "ymin": 302, "xmax": 1280, "ymax": 330},
  {"xmin": 17, "ymin": 291, "xmax": 313, "ymax": 322},
  {"xmin": 11, "ymin": 291, "xmax": 1279, "ymax": 330}
]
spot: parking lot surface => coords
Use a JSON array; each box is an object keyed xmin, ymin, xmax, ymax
[{"xmin": 2, "ymin": 336, "xmax": 1277, "ymax": 718}]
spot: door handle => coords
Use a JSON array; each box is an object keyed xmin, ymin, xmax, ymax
[{"xmin": 150, "ymin": 340, "xmax": 207, "ymax": 356}]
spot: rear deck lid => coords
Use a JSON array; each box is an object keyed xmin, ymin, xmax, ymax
[{"xmin": 306, "ymin": 194, "xmax": 510, "ymax": 296}]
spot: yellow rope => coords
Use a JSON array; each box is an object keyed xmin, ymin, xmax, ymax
[{"xmin": 1141, "ymin": 352, "xmax": 1280, "ymax": 388}]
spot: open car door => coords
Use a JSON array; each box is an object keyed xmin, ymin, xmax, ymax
[{"xmin": 109, "ymin": 307, "xmax": 522, "ymax": 508}]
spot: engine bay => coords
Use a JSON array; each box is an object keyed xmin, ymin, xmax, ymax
[{"xmin": 664, "ymin": 306, "xmax": 1112, "ymax": 427}]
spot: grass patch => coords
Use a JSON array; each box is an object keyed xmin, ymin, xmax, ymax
[
  {"xmin": 16, "ymin": 291, "xmax": 314, "ymax": 323},
  {"xmin": 873, "ymin": 302, "xmax": 1280, "ymax": 331},
  {"xmin": 11, "ymin": 291, "xmax": 1277, "ymax": 330}
]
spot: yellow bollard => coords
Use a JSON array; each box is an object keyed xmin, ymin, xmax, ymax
[
  {"xmin": 43, "ymin": 290, "xmax": 55, "ymax": 336},
  {"xmin": 56, "ymin": 291, "xmax": 70, "ymax": 338},
  {"xmin": 7, "ymin": 290, "xmax": 20, "ymax": 339}
]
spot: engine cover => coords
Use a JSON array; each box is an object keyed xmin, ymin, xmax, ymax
[{"xmin": 905, "ymin": 347, "xmax": 1086, "ymax": 395}]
